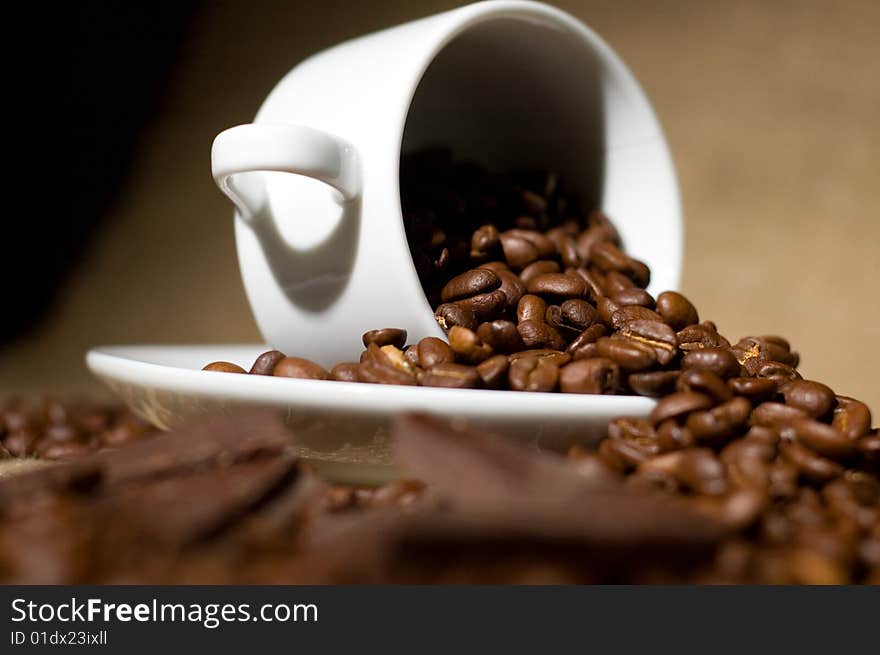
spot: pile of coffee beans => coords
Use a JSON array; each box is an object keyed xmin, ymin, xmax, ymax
[{"xmin": 0, "ymin": 398, "xmax": 154, "ymax": 460}]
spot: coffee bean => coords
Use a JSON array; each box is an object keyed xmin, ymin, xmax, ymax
[
  {"xmin": 677, "ymin": 369, "xmax": 733, "ymax": 403},
  {"xmin": 781, "ymin": 418, "xmax": 858, "ymax": 459},
  {"xmin": 441, "ymin": 269, "xmax": 501, "ymax": 302},
  {"xmin": 448, "ymin": 326, "xmax": 493, "ymax": 364},
  {"xmin": 417, "ymin": 337, "xmax": 454, "ymax": 368},
  {"xmin": 618, "ymin": 319, "xmax": 678, "ymax": 365},
  {"xmin": 544, "ymin": 305, "xmax": 583, "ymax": 340},
  {"xmin": 735, "ymin": 336, "xmax": 799, "ymax": 368},
  {"xmin": 569, "ymin": 267, "xmax": 605, "ymax": 302},
  {"xmin": 602, "ymin": 271, "xmax": 636, "ymax": 296},
  {"xmin": 418, "ymin": 363, "xmax": 480, "ymax": 389},
  {"xmin": 470, "ymin": 225, "xmax": 500, "ymax": 258},
  {"xmin": 526, "ymin": 273, "xmax": 588, "ymax": 299},
  {"xmin": 494, "ymin": 270, "xmax": 526, "ymax": 309},
  {"xmin": 517, "ymin": 320, "xmax": 566, "ymax": 350},
  {"xmin": 780, "ymin": 441, "xmax": 844, "ymax": 484},
  {"xmin": 404, "ymin": 345, "xmax": 421, "ymax": 366},
  {"xmin": 574, "ymin": 226, "xmax": 606, "ymax": 263},
  {"xmin": 656, "ymin": 420, "xmax": 696, "ymax": 450},
  {"xmin": 832, "ymin": 396, "xmax": 872, "ymax": 440},
  {"xmin": 610, "ymin": 306, "xmax": 664, "ymax": 330},
  {"xmin": 727, "ymin": 377, "xmax": 778, "ymax": 404},
  {"xmin": 655, "ymin": 291, "xmax": 699, "ymax": 330},
  {"xmin": 596, "ymin": 296, "xmax": 621, "ymax": 328},
  {"xmin": 686, "ymin": 397, "xmax": 752, "ymax": 447},
  {"xmin": 558, "ymin": 235, "xmax": 582, "ymax": 268},
  {"xmin": 357, "ymin": 357, "xmax": 417, "ymax": 386},
  {"xmin": 596, "ymin": 336, "xmax": 657, "ymax": 372},
  {"xmin": 329, "ymin": 363, "xmax": 361, "ymax": 382},
  {"xmin": 435, "ymin": 302, "xmax": 476, "ymax": 331},
  {"xmin": 677, "ymin": 324, "xmax": 731, "ymax": 351},
  {"xmin": 639, "ymin": 449, "xmax": 727, "ymax": 495},
  {"xmin": 476, "ymin": 355, "xmax": 510, "ymax": 389},
  {"xmin": 750, "ymin": 402, "xmax": 810, "ymax": 428},
  {"xmin": 476, "ymin": 320, "xmax": 525, "ymax": 353},
  {"xmin": 650, "ymin": 392, "xmax": 715, "ymax": 424},
  {"xmin": 500, "ymin": 233, "xmax": 540, "ymax": 269},
  {"xmin": 517, "ymin": 294, "xmax": 547, "ymax": 323},
  {"xmin": 755, "ymin": 361, "xmax": 802, "ymax": 384},
  {"xmin": 567, "ymin": 324, "xmax": 607, "ymax": 360},
  {"xmin": 780, "ymin": 380, "xmax": 835, "ymax": 419},
  {"xmin": 612, "ymin": 288, "xmax": 655, "ymax": 309},
  {"xmin": 508, "ymin": 349, "xmax": 571, "ymax": 367},
  {"xmin": 519, "ymin": 260, "xmax": 560, "ymax": 285},
  {"xmin": 509, "ymin": 357, "xmax": 559, "ymax": 392},
  {"xmin": 590, "ymin": 240, "xmax": 630, "ymax": 273},
  {"xmin": 457, "ymin": 289, "xmax": 507, "ymax": 322},
  {"xmin": 249, "ymin": 350, "xmax": 286, "ymax": 376},
  {"xmin": 362, "ymin": 328, "xmax": 408, "ymax": 349},
  {"xmin": 203, "ymin": 361, "xmax": 246, "ymax": 374},
  {"xmin": 608, "ymin": 417, "xmax": 657, "ymax": 443},
  {"xmin": 628, "ymin": 370, "xmax": 680, "ymax": 397},
  {"xmin": 598, "ymin": 437, "xmax": 654, "ymax": 473},
  {"xmin": 273, "ymin": 357, "xmax": 329, "ymax": 380},
  {"xmin": 559, "ymin": 358, "xmax": 620, "ymax": 394},
  {"xmin": 681, "ymin": 348, "xmax": 741, "ymax": 379}
]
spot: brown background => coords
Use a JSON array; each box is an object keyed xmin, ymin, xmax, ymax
[{"xmin": 4, "ymin": 0, "xmax": 878, "ymax": 412}]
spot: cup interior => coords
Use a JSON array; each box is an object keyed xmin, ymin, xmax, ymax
[{"xmin": 402, "ymin": 15, "xmax": 605, "ymax": 209}]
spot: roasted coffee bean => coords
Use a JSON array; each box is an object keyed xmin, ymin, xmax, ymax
[
  {"xmin": 559, "ymin": 358, "xmax": 620, "ymax": 394},
  {"xmin": 750, "ymin": 402, "xmax": 810, "ymax": 428},
  {"xmin": 476, "ymin": 320, "xmax": 525, "ymax": 353},
  {"xmin": 628, "ymin": 370, "xmax": 680, "ymax": 397},
  {"xmin": 619, "ymin": 319, "xmax": 678, "ymax": 365},
  {"xmin": 404, "ymin": 345, "xmax": 421, "ymax": 366},
  {"xmin": 638, "ymin": 449, "xmax": 727, "ymax": 495},
  {"xmin": 597, "ymin": 437, "xmax": 654, "ymax": 473},
  {"xmin": 248, "ymin": 350, "xmax": 286, "ymax": 376},
  {"xmin": 470, "ymin": 224, "xmax": 500, "ymax": 258},
  {"xmin": 722, "ymin": 439, "xmax": 775, "ymax": 490},
  {"xmin": 681, "ymin": 348, "xmax": 741, "ymax": 379},
  {"xmin": 727, "ymin": 377, "xmax": 777, "ymax": 404},
  {"xmin": 742, "ymin": 425, "xmax": 781, "ymax": 447},
  {"xmin": 590, "ymin": 240, "xmax": 630, "ymax": 273},
  {"xmin": 610, "ymin": 306, "xmax": 664, "ymax": 330},
  {"xmin": 686, "ymin": 397, "xmax": 752, "ymax": 447},
  {"xmin": 357, "ymin": 359, "xmax": 417, "ymax": 386},
  {"xmin": 544, "ymin": 305, "xmax": 582, "ymax": 340},
  {"xmin": 567, "ymin": 324, "xmax": 607, "ymax": 360},
  {"xmin": 781, "ymin": 418, "xmax": 858, "ymax": 459},
  {"xmin": 448, "ymin": 326, "xmax": 493, "ymax": 364},
  {"xmin": 677, "ymin": 324, "xmax": 731, "ymax": 351},
  {"xmin": 418, "ymin": 363, "xmax": 480, "ymax": 389},
  {"xmin": 516, "ymin": 294, "xmax": 547, "ymax": 323},
  {"xmin": 417, "ymin": 337, "xmax": 454, "ymax": 368},
  {"xmin": 677, "ymin": 369, "xmax": 733, "ymax": 403},
  {"xmin": 559, "ymin": 299, "xmax": 597, "ymax": 330},
  {"xmin": 476, "ymin": 355, "xmax": 509, "ymax": 389},
  {"xmin": 780, "ymin": 442, "xmax": 844, "ymax": 484},
  {"xmin": 558, "ymin": 235, "xmax": 582, "ymax": 268},
  {"xmin": 780, "ymin": 380, "xmax": 835, "ymax": 419},
  {"xmin": 456, "ymin": 289, "xmax": 508, "ymax": 322},
  {"xmin": 526, "ymin": 273, "xmax": 588, "ymax": 299},
  {"xmin": 602, "ymin": 271, "xmax": 636, "ymax": 296},
  {"xmin": 574, "ymin": 226, "xmax": 606, "ymax": 263},
  {"xmin": 499, "ymin": 232, "xmax": 540, "ymax": 269},
  {"xmin": 612, "ymin": 288, "xmax": 655, "ymax": 309},
  {"xmin": 508, "ymin": 349, "xmax": 571, "ymax": 367},
  {"xmin": 650, "ymin": 392, "xmax": 715, "ymax": 425},
  {"xmin": 202, "ymin": 361, "xmax": 247, "ymax": 374},
  {"xmin": 596, "ymin": 336, "xmax": 657, "ymax": 372},
  {"xmin": 272, "ymin": 357, "xmax": 329, "ymax": 380},
  {"xmin": 519, "ymin": 260, "xmax": 560, "ymax": 285},
  {"xmin": 441, "ymin": 269, "xmax": 501, "ymax": 302},
  {"xmin": 362, "ymin": 328, "xmax": 408, "ymax": 349},
  {"xmin": 494, "ymin": 269, "xmax": 526, "ymax": 309},
  {"xmin": 607, "ymin": 417, "xmax": 657, "ymax": 443},
  {"xmin": 832, "ymin": 396, "xmax": 872, "ymax": 441},
  {"xmin": 435, "ymin": 302, "xmax": 476, "ymax": 331},
  {"xmin": 735, "ymin": 336, "xmax": 799, "ymax": 368},
  {"xmin": 508, "ymin": 357, "xmax": 559, "ymax": 392},
  {"xmin": 755, "ymin": 361, "xmax": 802, "ymax": 384},
  {"xmin": 596, "ymin": 296, "xmax": 621, "ymax": 328},
  {"xmin": 517, "ymin": 320, "xmax": 566, "ymax": 351},
  {"xmin": 656, "ymin": 419, "xmax": 696, "ymax": 450},
  {"xmin": 329, "ymin": 363, "xmax": 361, "ymax": 382},
  {"xmin": 628, "ymin": 259, "xmax": 651, "ymax": 288},
  {"xmin": 655, "ymin": 291, "xmax": 699, "ymax": 331},
  {"xmin": 380, "ymin": 345, "xmax": 418, "ymax": 376},
  {"xmin": 569, "ymin": 267, "xmax": 605, "ymax": 302}
]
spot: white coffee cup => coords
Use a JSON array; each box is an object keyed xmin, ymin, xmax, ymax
[{"xmin": 212, "ymin": 0, "xmax": 681, "ymax": 366}]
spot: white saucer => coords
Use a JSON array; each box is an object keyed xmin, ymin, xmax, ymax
[{"xmin": 86, "ymin": 345, "xmax": 655, "ymax": 484}]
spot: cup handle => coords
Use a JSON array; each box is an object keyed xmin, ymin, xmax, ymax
[{"xmin": 211, "ymin": 123, "xmax": 361, "ymax": 219}]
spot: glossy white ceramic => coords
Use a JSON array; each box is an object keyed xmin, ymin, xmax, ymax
[
  {"xmin": 86, "ymin": 344, "xmax": 655, "ymax": 484},
  {"xmin": 211, "ymin": 0, "xmax": 681, "ymax": 367}
]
